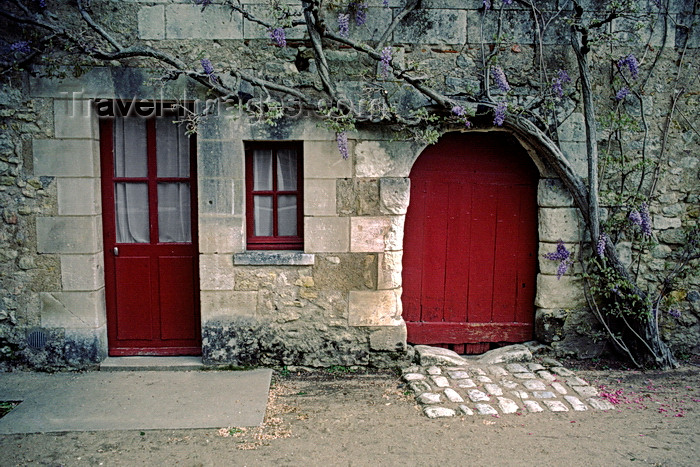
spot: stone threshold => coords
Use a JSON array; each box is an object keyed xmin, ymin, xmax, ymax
[{"xmin": 99, "ymin": 356, "xmax": 204, "ymax": 372}]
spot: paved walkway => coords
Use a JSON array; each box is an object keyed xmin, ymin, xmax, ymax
[
  {"xmin": 403, "ymin": 354, "xmax": 614, "ymax": 418},
  {"xmin": 0, "ymin": 368, "xmax": 272, "ymax": 434}
]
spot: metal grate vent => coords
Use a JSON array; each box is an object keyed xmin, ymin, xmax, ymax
[{"xmin": 26, "ymin": 329, "xmax": 48, "ymax": 350}]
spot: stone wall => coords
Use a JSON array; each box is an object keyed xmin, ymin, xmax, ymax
[{"xmin": 0, "ymin": 0, "xmax": 698, "ymax": 370}]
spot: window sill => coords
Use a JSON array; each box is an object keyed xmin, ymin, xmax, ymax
[{"xmin": 233, "ymin": 251, "xmax": 315, "ymax": 266}]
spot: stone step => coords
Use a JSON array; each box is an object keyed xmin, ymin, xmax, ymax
[{"xmin": 99, "ymin": 356, "xmax": 204, "ymax": 371}]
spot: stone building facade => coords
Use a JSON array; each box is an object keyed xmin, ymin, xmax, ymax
[{"xmin": 0, "ymin": 0, "xmax": 698, "ymax": 370}]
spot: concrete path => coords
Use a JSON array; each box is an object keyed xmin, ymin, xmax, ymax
[{"xmin": 0, "ymin": 368, "xmax": 272, "ymax": 434}]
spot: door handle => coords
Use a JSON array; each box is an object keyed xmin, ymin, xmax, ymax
[{"xmin": 113, "ymin": 247, "xmax": 119, "ymax": 256}]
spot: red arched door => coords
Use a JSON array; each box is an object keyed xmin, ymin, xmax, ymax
[{"xmin": 402, "ymin": 132, "xmax": 538, "ymax": 354}]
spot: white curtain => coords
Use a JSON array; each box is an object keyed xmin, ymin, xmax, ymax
[
  {"xmin": 158, "ymin": 183, "xmax": 191, "ymax": 242},
  {"xmin": 156, "ymin": 117, "xmax": 190, "ymax": 177},
  {"xmin": 252, "ymin": 148, "xmax": 298, "ymax": 237},
  {"xmin": 114, "ymin": 117, "xmax": 149, "ymax": 243}
]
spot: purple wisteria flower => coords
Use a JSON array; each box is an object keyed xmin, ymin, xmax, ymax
[
  {"xmin": 629, "ymin": 209, "xmax": 643, "ymax": 227},
  {"xmin": 38, "ymin": 0, "xmax": 47, "ymax": 8},
  {"xmin": 544, "ymin": 240, "xmax": 572, "ymax": 279},
  {"xmin": 615, "ymin": 87, "xmax": 630, "ymax": 101},
  {"xmin": 336, "ymin": 131, "xmax": 349, "ymax": 160},
  {"xmin": 452, "ymin": 105, "xmax": 472, "ymax": 128},
  {"xmin": 493, "ymin": 101, "xmax": 506, "ymax": 126},
  {"xmin": 338, "ymin": 13, "xmax": 350, "ymax": 38},
  {"xmin": 491, "ymin": 66, "xmax": 511, "ymax": 92},
  {"xmin": 10, "ymin": 41, "xmax": 31, "ymax": 54},
  {"xmin": 201, "ymin": 58, "xmax": 214, "ymax": 76},
  {"xmin": 383, "ymin": 0, "xmax": 390, "ymax": 7},
  {"xmin": 628, "ymin": 203, "xmax": 652, "ymax": 236},
  {"xmin": 380, "ymin": 46, "xmax": 392, "ymax": 78},
  {"xmin": 269, "ymin": 27, "xmax": 287, "ymax": 47},
  {"xmin": 552, "ymin": 69, "xmax": 571, "ymax": 98},
  {"xmin": 617, "ymin": 54, "xmax": 640, "ymax": 79},
  {"xmin": 503, "ymin": 0, "xmax": 513, "ymax": 4},
  {"xmin": 596, "ymin": 233, "xmax": 607, "ymax": 257},
  {"xmin": 483, "ymin": 0, "xmax": 492, "ymax": 10},
  {"xmin": 668, "ymin": 308, "xmax": 681, "ymax": 319},
  {"xmin": 640, "ymin": 202, "xmax": 652, "ymax": 236},
  {"xmin": 354, "ymin": 2, "xmax": 368, "ymax": 26},
  {"xmin": 193, "ymin": 0, "xmax": 212, "ymax": 6},
  {"xmin": 452, "ymin": 105, "xmax": 466, "ymax": 117}
]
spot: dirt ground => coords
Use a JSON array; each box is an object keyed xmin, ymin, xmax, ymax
[{"xmin": 0, "ymin": 361, "xmax": 698, "ymax": 467}]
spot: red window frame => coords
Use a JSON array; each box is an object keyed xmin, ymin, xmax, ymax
[{"xmin": 245, "ymin": 141, "xmax": 304, "ymax": 250}]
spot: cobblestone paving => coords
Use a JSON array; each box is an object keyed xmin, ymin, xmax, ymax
[{"xmin": 402, "ymin": 358, "xmax": 615, "ymax": 418}]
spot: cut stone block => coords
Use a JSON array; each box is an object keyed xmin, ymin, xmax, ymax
[
  {"xmin": 543, "ymin": 400, "xmax": 569, "ymax": 412},
  {"xmin": 424, "ymin": 407, "xmax": 456, "ymax": 418},
  {"xmin": 524, "ymin": 400, "xmax": 544, "ymax": 413},
  {"xmin": 526, "ymin": 363, "xmax": 546, "ymax": 372},
  {"xmin": 550, "ymin": 366, "xmax": 575, "ymax": 377},
  {"xmin": 511, "ymin": 391, "xmax": 529, "ymax": 399},
  {"xmin": 444, "ymin": 388, "xmax": 464, "ymax": 403},
  {"xmin": 304, "ymin": 217, "xmax": 350, "ymax": 253},
  {"xmin": 457, "ymin": 379, "xmax": 477, "ymax": 388},
  {"xmin": 537, "ymin": 370, "xmax": 556, "ymax": 381},
  {"xmin": 448, "ymin": 370, "xmax": 470, "ymax": 380},
  {"xmin": 348, "ymin": 289, "xmax": 402, "ymax": 326},
  {"xmin": 567, "ymin": 377, "xmax": 589, "ymax": 386},
  {"xmin": 403, "ymin": 373, "xmax": 426, "ymax": 382},
  {"xmin": 410, "ymin": 381, "xmax": 432, "ymax": 394},
  {"xmin": 478, "ymin": 345, "xmax": 532, "ymax": 365},
  {"xmin": 514, "ymin": 373, "xmax": 537, "ymax": 379},
  {"xmin": 476, "ymin": 376, "xmax": 493, "ymax": 383},
  {"xmin": 414, "ymin": 345, "xmax": 469, "ymax": 366},
  {"xmin": 573, "ymin": 386, "xmax": 599, "ymax": 398},
  {"xmin": 533, "ymin": 391, "xmax": 556, "ymax": 399},
  {"xmin": 468, "ymin": 390, "xmax": 490, "ymax": 402},
  {"xmin": 488, "ymin": 366, "xmax": 509, "ymax": 376},
  {"xmin": 501, "ymin": 380, "xmax": 519, "ymax": 389},
  {"xmin": 431, "ymin": 376, "xmax": 450, "ymax": 388},
  {"xmin": 459, "ymin": 405, "xmax": 474, "ymax": 416},
  {"xmin": 505, "ymin": 363, "xmax": 529, "ymax": 373},
  {"xmin": 417, "ymin": 393, "xmax": 442, "ymax": 405},
  {"xmin": 426, "ymin": 366, "xmax": 442, "ymax": 375},
  {"xmin": 522, "ymin": 380, "xmax": 547, "ymax": 391},
  {"xmin": 497, "ymin": 397, "xmax": 519, "ymax": 414},
  {"xmin": 474, "ymin": 404, "xmax": 498, "ymax": 415},
  {"xmin": 551, "ymin": 382, "xmax": 568, "ymax": 394},
  {"xmin": 470, "ymin": 367, "xmax": 487, "ymax": 376},
  {"xmin": 484, "ymin": 384, "xmax": 503, "ymax": 396},
  {"xmin": 564, "ymin": 396, "xmax": 588, "ymax": 411}
]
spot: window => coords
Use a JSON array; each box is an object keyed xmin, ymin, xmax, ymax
[{"xmin": 245, "ymin": 142, "xmax": 303, "ymax": 250}]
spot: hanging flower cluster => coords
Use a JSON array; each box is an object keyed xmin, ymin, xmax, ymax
[
  {"xmin": 596, "ymin": 233, "xmax": 607, "ymax": 257},
  {"xmin": 552, "ymin": 69, "xmax": 571, "ymax": 98},
  {"xmin": 269, "ymin": 27, "xmax": 287, "ymax": 47},
  {"xmin": 338, "ymin": 13, "xmax": 350, "ymax": 37},
  {"xmin": 451, "ymin": 105, "xmax": 473, "ymax": 128},
  {"xmin": 493, "ymin": 102, "xmax": 507, "ymax": 126},
  {"xmin": 618, "ymin": 54, "xmax": 640, "ymax": 79},
  {"xmin": 380, "ymin": 46, "xmax": 392, "ymax": 78},
  {"xmin": 200, "ymin": 59, "xmax": 218, "ymax": 83},
  {"xmin": 491, "ymin": 66, "xmax": 511, "ymax": 92},
  {"xmin": 615, "ymin": 87, "xmax": 630, "ymax": 101},
  {"xmin": 10, "ymin": 41, "xmax": 31, "ymax": 54},
  {"xmin": 544, "ymin": 240, "xmax": 573, "ymax": 279},
  {"xmin": 628, "ymin": 202, "xmax": 652, "ymax": 236},
  {"xmin": 336, "ymin": 131, "xmax": 349, "ymax": 160}
]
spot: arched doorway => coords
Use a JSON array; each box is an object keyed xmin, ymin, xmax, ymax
[{"xmin": 402, "ymin": 132, "xmax": 539, "ymax": 354}]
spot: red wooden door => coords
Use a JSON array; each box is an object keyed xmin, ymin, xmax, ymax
[
  {"xmin": 100, "ymin": 111, "xmax": 201, "ymax": 356},
  {"xmin": 402, "ymin": 132, "xmax": 538, "ymax": 353}
]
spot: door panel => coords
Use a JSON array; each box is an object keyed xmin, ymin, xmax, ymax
[
  {"xmin": 402, "ymin": 132, "xmax": 539, "ymax": 352},
  {"xmin": 100, "ymin": 110, "xmax": 200, "ymax": 356}
]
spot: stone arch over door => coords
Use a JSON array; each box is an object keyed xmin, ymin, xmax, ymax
[{"xmin": 401, "ymin": 131, "xmax": 540, "ymax": 354}]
